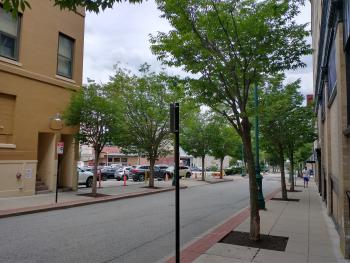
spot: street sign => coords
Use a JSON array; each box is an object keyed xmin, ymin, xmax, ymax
[{"xmin": 57, "ymin": 142, "xmax": 64, "ymax": 155}]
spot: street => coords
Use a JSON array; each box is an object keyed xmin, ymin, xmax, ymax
[{"xmin": 0, "ymin": 176, "xmax": 280, "ymax": 263}]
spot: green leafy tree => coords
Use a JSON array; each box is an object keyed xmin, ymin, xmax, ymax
[
  {"xmin": 150, "ymin": 0, "xmax": 311, "ymax": 240},
  {"xmin": 108, "ymin": 64, "xmax": 185, "ymax": 188},
  {"xmin": 3, "ymin": 0, "xmax": 142, "ymax": 15},
  {"xmin": 64, "ymin": 82, "xmax": 121, "ymax": 196},
  {"xmin": 260, "ymin": 76, "xmax": 315, "ymax": 199},
  {"xmin": 181, "ymin": 112, "xmax": 212, "ymax": 181},
  {"xmin": 208, "ymin": 120, "xmax": 241, "ymax": 178}
]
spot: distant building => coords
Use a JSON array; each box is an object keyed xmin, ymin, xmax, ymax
[
  {"xmin": 0, "ymin": 1, "xmax": 85, "ymax": 196},
  {"xmin": 311, "ymin": 0, "xmax": 350, "ymax": 258}
]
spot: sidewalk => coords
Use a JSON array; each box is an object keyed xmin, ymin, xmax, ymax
[
  {"xmin": 169, "ymin": 179, "xmax": 350, "ymax": 263},
  {"xmin": 0, "ymin": 175, "xmax": 236, "ymax": 219}
]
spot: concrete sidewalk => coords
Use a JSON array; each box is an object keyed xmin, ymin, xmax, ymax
[
  {"xmin": 0, "ymin": 176, "xmax": 237, "ymax": 218},
  {"xmin": 170, "ymin": 179, "xmax": 350, "ymax": 263}
]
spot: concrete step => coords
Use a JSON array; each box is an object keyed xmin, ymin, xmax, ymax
[
  {"xmin": 35, "ymin": 185, "xmax": 49, "ymax": 191},
  {"xmin": 36, "ymin": 190, "xmax": 51, "ymax": 195}
]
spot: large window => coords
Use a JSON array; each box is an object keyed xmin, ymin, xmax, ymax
[
  {"xmin": 57, "ymin": 33, "xmax": 74, "ymax": 79},
  {"xmin": 328, "ymin": 39, "xmax": 337, "ymax": 98},
  {"xmin": 0, "ymin": 7, "xmax": 20, "ymax": 60}
]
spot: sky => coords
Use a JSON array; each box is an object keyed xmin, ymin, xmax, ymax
[{"xmin": 83, "ymin": 0, "xmax": 313, "ymax": 95}]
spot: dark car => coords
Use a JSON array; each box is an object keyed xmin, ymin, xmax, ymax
[
  {"xmin": 131, "ymin": 165, "xmax": 166, "ymax": 181},
  {"xmin": 101, "ymin": 167, "xmax": 118, "ymax": 180}
]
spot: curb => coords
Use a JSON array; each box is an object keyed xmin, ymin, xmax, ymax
[
  {"xmin": 164, "ymin": 187, "xmax": 281, "ymax": 263},
  {"xmin": 0, "ymin": 186, "xmax": 188, "ymax": 219}
]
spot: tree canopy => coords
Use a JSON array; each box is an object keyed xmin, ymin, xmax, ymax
[
  {"xmin": 108, "ymin": 64, "xmax": 187, "ymax": 187},
  {"xmin": 3, "ymin": 0, "xmax": 143, "ymax": 15}
]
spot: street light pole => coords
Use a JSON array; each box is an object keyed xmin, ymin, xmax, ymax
[{"xmin": 255, "ymin": 84, "xmax": 265, "ymax": 210}]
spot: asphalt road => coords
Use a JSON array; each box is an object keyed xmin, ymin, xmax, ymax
[{"xmin": 0, "ymin": 176, "xmax": 280, "ymax": 263}]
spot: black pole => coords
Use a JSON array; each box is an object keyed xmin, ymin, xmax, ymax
[
  {"xmin": 55, "ymin": 156, "xmax": 60, "ymax": 203},
  {"xmin": 174, "ymin": 103, "xmax": 180, "ymax": 263}
]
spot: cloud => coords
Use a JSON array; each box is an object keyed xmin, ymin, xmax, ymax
[{"xmin": 83, "ymin": 0, "xmax": 313, "ymax": 95}]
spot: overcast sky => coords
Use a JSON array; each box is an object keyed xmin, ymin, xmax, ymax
[{"xmin": 83, "ymin": 0, "xmax": 313, "ymax": 95}]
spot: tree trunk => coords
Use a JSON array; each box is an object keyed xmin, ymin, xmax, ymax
[
  {"xmin": 149, "ymin": 158, "xmax": 155, "ymax": 188},
  {"xmin": 279, "ymin": 151, "xmax": 288, "ymax": 200},
  {"xmin": 241, "ymin": 117, "xmax": 260, "ymax": 241},
  {"xmin": 289, "ymin": 151, "xmax": 295, "ymax": 192},
  {"xmin": 92, "ymin": 148, "xmax": 100, "ymax": 197},
  {"xmin": 220, "ymin": 157, "xmax": 224, "ymax": 179},
  {"xmin": 201, "ymin": 155, "xmax": 205, "ymax": 181}
]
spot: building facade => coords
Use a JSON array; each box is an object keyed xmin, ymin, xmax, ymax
[
  {"xmin": 311, "ymin": 0, "xmax": 350, "ymax": 257},
  {"xmin": 0, "ymin": 1, "xmax": 85, "ymax": 197}
]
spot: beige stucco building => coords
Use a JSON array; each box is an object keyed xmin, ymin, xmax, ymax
[
  {"xmin": 0, "ymin": 1, "xmax": 85, "ymax": 197},
  {"xmin": 311, "ymin": 0, "xmax": 350, "ymax": 257}
]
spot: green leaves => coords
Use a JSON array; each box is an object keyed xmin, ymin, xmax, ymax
[
  {"xmin": 260, "ymin": 75, "xmax": 316, "ymax": 161},
  {"xmin": 108, "ymin": 64, "xmax": 188, "ymax": 160},
  {"xmin": 63, "ymin": 82, "xmax": 122, "ymax": 153},
  {"xmin": 2, "ymin": 0, "xmax": 31, "ymax": 17}
]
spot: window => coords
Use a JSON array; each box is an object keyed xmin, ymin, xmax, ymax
[
  {"xmin": 346, "ymin": 43, "xmax": 350, "ymax": 126},
  {"xmin": 114, "ymin": 157, "xmax": 120, "ymax": 162},
  {"xmin": 57, "ymin": 33, "xmax": 74, "ymax": 79},
  {"xmin": 108, "ymin": 157, "xmax": 113, "ymax": 162},
  {"xmin": 0, "ymin": 7, "xmax": 20, "ymax": 60},
  {"xmin": 328, "ymin": 39, "xmax": 337, "ymax": 97},
  {"xmin": 121, "ymin": 158, "xmax": 127, "ymax": 163}
]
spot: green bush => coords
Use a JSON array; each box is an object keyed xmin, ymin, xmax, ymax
[{"xmin": 224, "ymin": 166, "xmax": 242, "ymax": 175}]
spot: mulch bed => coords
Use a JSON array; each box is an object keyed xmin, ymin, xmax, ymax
[
  {"xmin": 220, "ymin": 231, "xmax": 289, "ymax": 251},
  {"xmin": 271, "ymin": 197, "xmax": 300, "ymax": 202},
  {"xmin": 77, "ymin": 193, "xmax": 110, "ymax": 198}
]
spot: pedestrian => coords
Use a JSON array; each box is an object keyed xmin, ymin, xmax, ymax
[{"xmin": 303, "ymin": 167, "xmax": 309, "ymax": 188}]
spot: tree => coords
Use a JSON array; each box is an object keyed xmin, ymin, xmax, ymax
[
  {"xmin": 284, "ymin": 105, "xmax": 316, "ymax": 191},
  {"xmin": 150, "ymin": 0, "xmax": 311, "ymax": 240},
  {"xmin": 181, "ymin": 112, "xmax": 212, "ymax": 181},
  {"xmin": 64, "ymin": 81, "xmax": 121, "ymax": 196},
  {"xmin": 208, "ymin": 119, "xmax": 241, "ymax": 179},
  {"xmin": 108, "ymin": 64, "xmax": 185, "ymax": 188},
  {"xmin": 260, "ymin": 76, "xmax": 316, "ymax": 199},
  {"xmin": 3, "ymin": 0, "xmax": 142, "ymax": 15}
]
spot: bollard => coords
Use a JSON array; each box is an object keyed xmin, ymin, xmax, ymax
[
  {"xmin": 165, "ymin": 173, "xmax": 169, "ymax": 181},
  {"xmin": 98, "ymin": 169, "xmax": 101, "ymax": 188}
]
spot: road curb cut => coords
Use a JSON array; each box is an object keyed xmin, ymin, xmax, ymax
[{"xmin": 0, "ymin": 186, "xmax": 188, "ymax": 219}]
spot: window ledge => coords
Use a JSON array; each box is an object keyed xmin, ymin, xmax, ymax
[
  {"xmin": 55, "ymin": 75, "xmax": 76, "ymax": 84},
  {"xmin": 0, "ymin": 143, "xmax": 16, "ymax": 149},
  {"xmin": 0, "ymin": 56, "xmax": 22, "ymax": 67},
  {"xmin": 327, "ymin": 87, "xmax": 337, "ymax": 108}
]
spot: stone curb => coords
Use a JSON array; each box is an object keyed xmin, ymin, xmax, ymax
[{"xmin": 0, "ymin": 186, "xmax": 188, "ymax": 219}]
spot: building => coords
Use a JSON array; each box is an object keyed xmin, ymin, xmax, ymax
[
  {"xmin": 311, "ymin": 0, "xmax": 350, "ymax": 257},
  {"xmin": 81, "ymin": 146, "xmax": 148, "ymax": 167},
  {"xmin": 0, "ymin": 1, "xmax": 85, "ymax": 197}
]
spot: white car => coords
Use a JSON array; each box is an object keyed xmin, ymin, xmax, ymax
[
  {"xmin": 115, "ymin": 166, "xmax": 133, "ymax": 181},
  {"xmin": 78, "ymin": 167, "xmax": 94, "ymax": 187},
  {"xmin": 165, "ymin": 166, "xmax": 192, "ymax": 178}
]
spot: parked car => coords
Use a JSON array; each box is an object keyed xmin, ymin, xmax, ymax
[
  {"xmin": 165, "ymin": 166, "xmax": 191, "ymax": 178},
  {"xmin": 130, "ymin": 165, "xmax": 167, "ymax": 181},
  {"xmin": 115, "ymin": 166, "xmax": 133, "ymax": 181},
  {"xmin": 154, "ymin": 165, "xmax": 169, "ymax": 180},
  {"xmin": 77, "ymin": 167, "xmax": 94, "ymax": 188},
  {"xmin": 101, "ymin": 167, "xmax": 119, "ymax": 180}
]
